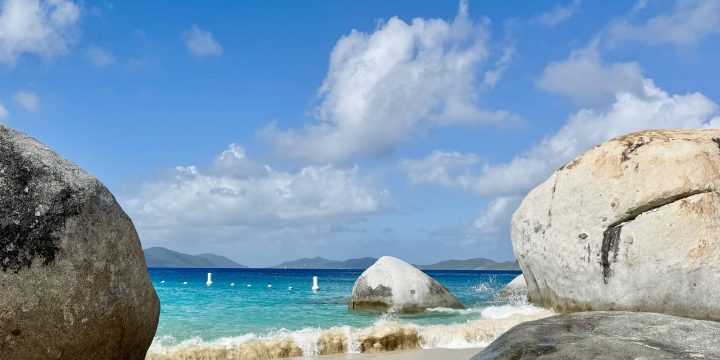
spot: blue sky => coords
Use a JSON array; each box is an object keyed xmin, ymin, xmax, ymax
[{"xmin": 1, "ymin": 0, "xmax": 718, "ymax": 266}]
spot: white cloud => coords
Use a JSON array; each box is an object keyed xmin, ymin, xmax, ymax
[
  {"xmin": 531, "ymin": 0, "xmax": 582, "ymax": 27},
  {"xmin": 184, "ymin": 26, "xmax": 223, "ymax": 57},
  {"xmin": 471, "ymin": 196, "xmax": 522, "ymax": 236},
  {"xmin": 0, "ymin": 0, "xmax": 81, "ymax": 65},
  {"xmin": 401, "ymin": 150, "xmax": 479, "ymax": 189},
  {"xmin": 0, "ymin": 103, "xmax": 8, "ymax": 118},
  {"xmin": 124, "ymin": 144, "xmax": 388, "ymax": 247},
  {"xmin": 262, "ymin": 1, "xmax": 521, "ymax": 163},
  {"xmin": 86, "ymin": 46, "xmax": 114, "ymax": 66},
  {"xmin": 426, "ymin": 195, "xmax": 522, "ymax": 249},
  {"xmin": 14, "ymin": 91, "xmax": 39, "ymax": 111},
  {"xmin": 404, "ymin": 80, "xmax": 720, "ymax": 198},
  {"xmin": 608, "ymin": 0, "xmax": 720, "ymax": 48},
  {"xmin": 536, "ymin": 44, "xmax": 645, "ymax": 105}
]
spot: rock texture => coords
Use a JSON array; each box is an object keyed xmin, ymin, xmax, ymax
[
  {"xmin": 349, "ymin": 256, "xmax": 463, "ymax": 313},
  {"xmin": 471, "ymin": 311, "xmax": 720, "ymax": 360},
  {"xmin": 497, "ymin": 274, "xmax": 527, "ymax": 301},
  {"xmin": 0, "ymin": 126, "xmax": 159, "ymax": 359},
  {"xmin": 512, "ymin": 130, "xmax": 720, "ymax": 320}
]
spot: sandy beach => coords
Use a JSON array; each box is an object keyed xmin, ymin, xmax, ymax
[{"xmin": 289, "ymin": 348, "xmax": 483, "ymax": 360}]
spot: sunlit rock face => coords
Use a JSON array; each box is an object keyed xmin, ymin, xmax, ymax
[
  {"xmin": 0, "ymin": 125, "xmax": 159, "ymax": 359},
  {"xmin": 349, "ymin": 256, "xmax": 464, "ymax": 313},
  {"xmin": 497, "ymin": 274, "xmax": 527, "ymax": 301},
  {"xmin": 512, "ymin": 129, "xmax": 720, "ymax": 321}
]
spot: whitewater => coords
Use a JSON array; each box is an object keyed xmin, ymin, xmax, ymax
[{"xmin": 145, "ymin": 268, "xmax": 551, "ymax": 359}]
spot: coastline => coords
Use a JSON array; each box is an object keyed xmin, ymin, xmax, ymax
[
  {"xmin": 145, "ymin": 308, "xmax": 551, "ymax": 360},
  {"xmin": 288, "ymin": 347, "xmax": 483, "ymax": 360},
  {"xmin": 147, "ymin": 347, "xmax": 483, "ymax": 360}
]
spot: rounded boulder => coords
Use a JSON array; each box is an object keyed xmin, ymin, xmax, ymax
[
  {"xmin": 0, "ymin": 126, "xmax": 160, "ymax": 359},
  {"xmin": 512, "ymin": 130, "xmax": 720, "ymax": 320},
  {"xmin": 349, "ymin": 256, "xmax": 463, "ymax": 313}
]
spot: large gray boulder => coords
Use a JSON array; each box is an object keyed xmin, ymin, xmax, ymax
[
  {"xmin": 0, "ymin": 126, "xmax": 159, "ymax": 359},
  {"xmin": 472, "ymin": 311, "xmax": 720, "ymax": 360},
  {"xmin": 349, "ymin": 256, "xmax": 463, "ymax": 313},
  {"xmin": 512, "ymin": 130, "xmax": 720, "ymax": 320}
]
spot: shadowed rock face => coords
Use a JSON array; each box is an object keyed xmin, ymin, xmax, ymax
[
  {"xmin": 0, "ymin": 126, "xmax": 159, "ymax": 359},
  {"xmin": 349, "ymin": 256, "xmax": 464, "ymax": 313},
  {"xmin": 512, "ymin": 130, "xmax": 720, "ymax": 320},
  {"xmin": 471, "ymin": 311, "xmax": 720, "ymax": 360}
]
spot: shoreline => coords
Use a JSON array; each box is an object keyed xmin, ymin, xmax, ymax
[
  {"xmin": 288, "ymin": 348, "xmax": 483, "ymax": 360},
  {"xmin": 145, "ymin": 310, "xmax": 551, "ymax": 360}
]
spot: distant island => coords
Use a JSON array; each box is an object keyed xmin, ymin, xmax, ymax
[
  {"xmin": 144, "ymin": 247, "xmax": 518, "ymax": 270},
  {"xmin": 271, "ymin": 256, "xmax": 379, "ymax": 270},
  {"xmin": 144, "ymin": 247, "xmax": 247, "ymax": 268},
  {"xmin": 272, "ymin": 256, "xmax": 519, "ymax": 270}
]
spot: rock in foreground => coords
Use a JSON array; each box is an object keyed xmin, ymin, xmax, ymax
[
  {"xmin": 512, "ymin": 130, "xmax": 720, "ymax": 320},
  {"xmin": 472, "ymin": 311, "xmax": 720, "ymax": 360},
  {"xmin": 349, "ymin": 256, "xmax": 463, "ymax": 313},
  {"xmin": 0, "ymin": 126, "xmax": 159, "ymax": 359}
]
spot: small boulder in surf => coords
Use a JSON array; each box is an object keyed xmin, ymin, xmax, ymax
[
  {"xmin": 497, "ymin": 274, "xmax": 527, "ymax": 301},
  {"xmin": 349, "ymin": 256, "xmax": 464, "ymax": 313}
]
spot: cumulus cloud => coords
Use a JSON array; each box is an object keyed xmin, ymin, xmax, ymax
[
  {"xmin": 531, "ymin": 0, "xmax": 582, "ymax": 27},
  {"xmin": 14, "ymin": 91, "xmax": 39, "ymax": 111},
  {"xmin": 401, "ymin": 150, "xmax": 479, "ymax": 189},
  {"xmin": 537, "ymin": 44, "xmax": 645, "ymax": 105},
  {"xmin": 471, "ymin": 196, "xmax": 522, "ymax": 236},
  {"xmin": 184, "ymin": 26, "xmax": 223, "ymax": 57},
  {"xmin": 404, "ymin": 81, "xmax": 720, "ymax": 198},
  {"xmin": 86, "ymin": 46, "xmax": 114, "ymax": 66},
  {"xmin": 262, "ymin": 1, "xmax": 521, "ymax": 163},
  {"xmin": 0, "ymin": 103, "xmax": 8, "ymax": 119},
  {"xmin": 123, "ymin": 144, "xmax": 389, "ymax": 250},
  {"xmin": 608, "ymin": 0, "xmax": 720, "ymax": 48},
  {"xmin": 0, "ymin": 0, "xmax": 81, "ymax": 65}
]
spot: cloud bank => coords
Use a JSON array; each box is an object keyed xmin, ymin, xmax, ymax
[{"xmin": 124, "ymin": 144, "xmax": 389, "ymax": 252}]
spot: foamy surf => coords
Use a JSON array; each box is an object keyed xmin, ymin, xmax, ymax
[{"xmin": 145, "ymin": 304, "xmax": 553, "ymax": 360}]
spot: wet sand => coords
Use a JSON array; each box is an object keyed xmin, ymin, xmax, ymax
[{"xmin": 288, "ymin": 348, "xmax": 483, "ymax": 360}]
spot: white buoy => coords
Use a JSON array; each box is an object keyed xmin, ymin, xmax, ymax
[
  {"xmin": 246, "ymin": 284, "xmax": 252, "ymax": 287},
  {"xmin": 312, "ymin": 276, "xmax": 320, "ymax": 292},
  {"xmin": 288, "ymin": 286, "xmax": 293, "ymax": 291},
  {"xmin": 160, "ymin": 280, "xmax": 166, "ymax": 284},
  {"xmin": 230, "ymin": 283, "xmax": 235, "ymax": 287},
  {"xmin": 267, "ymin": 284, "xmax": 272, "ymax": 288},
  {"xmin": 206, "ymin": 273, "xmax": 213, "ymax": 286},
  {"xmin": 182, "ymin": 281, "xmax": 188, "ymax": 285}
]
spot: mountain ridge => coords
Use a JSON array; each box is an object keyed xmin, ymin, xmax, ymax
[
  {"xmin": 144, "ymin": 247, "xmax": 247, "ymax": 268},
  {"xmin": 144, "ymin": 247, "xmax": 519, "ymax": 270}
]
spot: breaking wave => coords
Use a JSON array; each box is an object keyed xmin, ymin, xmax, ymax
[{"xmin": 145, "ymin": 304, "xmax": 553, "ymax": 360}]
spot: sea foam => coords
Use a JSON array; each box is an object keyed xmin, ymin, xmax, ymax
[{"xmin": 146, "ymin": 303, "xmax": 553, "ymax": 359}]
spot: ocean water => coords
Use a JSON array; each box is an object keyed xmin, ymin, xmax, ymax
[{"xmin": 147, "ymin": 268, "xmax": 552, "ymax": 357}]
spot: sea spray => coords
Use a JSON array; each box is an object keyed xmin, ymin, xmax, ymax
[{"xmin": 146, "ymin": 304, "xmax": 553, "ymax": 359}]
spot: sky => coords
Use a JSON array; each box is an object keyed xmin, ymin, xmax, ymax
[{"xmin": 0, "ymin": 0, "xmax": 718, "ymax": 267}]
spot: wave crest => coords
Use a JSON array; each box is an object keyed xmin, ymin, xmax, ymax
[{"xmin": 147, "ymin": 304, "xmax": 553, "ymax": 359}]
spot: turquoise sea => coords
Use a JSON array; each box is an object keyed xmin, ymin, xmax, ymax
[{"xmin": 147, "ymin": 268, "xmax": 550, "ymax": 355}]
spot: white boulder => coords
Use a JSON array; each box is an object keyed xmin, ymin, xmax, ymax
[
  {"xmin": 498, "ymin": 274, "xmax": 527, "ymax": 301},
  {"xmin": 512, "ymin": 130, "xmax": 720, "ymax": 321},
  {"xmin": 349, "ymin": 256, "xmax": 464, "ymax": 313}
]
